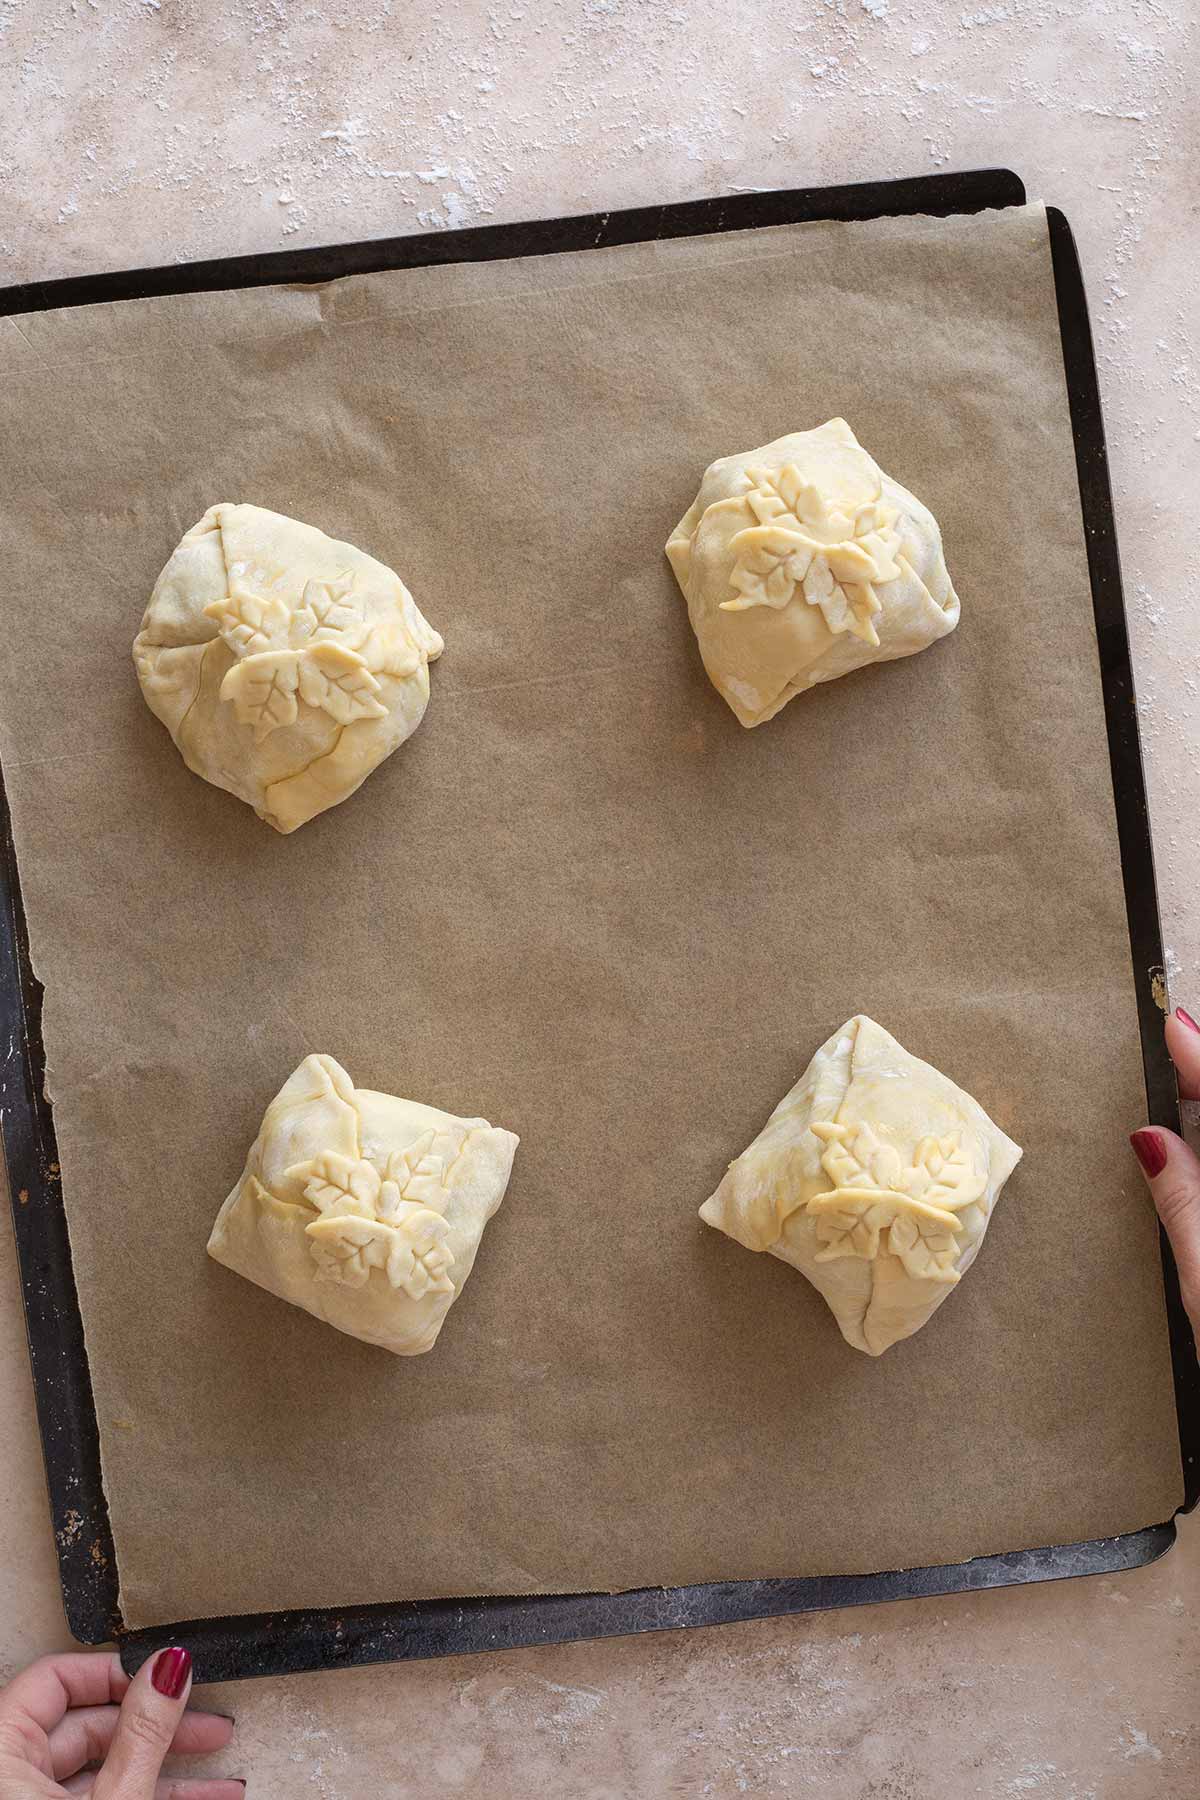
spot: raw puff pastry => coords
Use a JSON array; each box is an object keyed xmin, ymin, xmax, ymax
[
  {"xmin": 700, "ymin": 1016, "xmax": 1021, "ymax": 1355},
  {"xmin": 207, "ymin": 1055, "xmax": 518, "ymax": 1355},
  {"xmin": 666, "ymin": 419, "xmax": 960, "ymax": 727},
  {"xmin": 134, "ymin": 504, "xmax": 443, "ymax": 832}
]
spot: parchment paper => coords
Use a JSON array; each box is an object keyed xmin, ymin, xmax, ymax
[{"xmin": 0, "ymin": 203, "xmax": 1182, "ymax": 1630}]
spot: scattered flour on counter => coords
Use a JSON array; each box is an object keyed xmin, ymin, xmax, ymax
[
  {"xmin": 960, "ymin": 4, "xmax": 1012, "ymax": 26},
  {"xmin": 1119, "ymin": 33, "xmax": 1165, "ymax": 65},
  {"xmin": 1077, "ymin": 103, "xmax": 1148, "ymax": 120},
  {"xmin": 1003, "ymin": 1765, "xmax": 1058, "ymax": 1794},
  {"xmin": 320, "ymin": 117, "xmax": 370, "ymax": 143},
  {"xmin": 431, "ymin": 1744, "xmax": 486, "ymax": 1784},
  {"xmin": 538, "ymin": 1679, "xmax": 606, "ymax": 1742},
  {"xmin": 1118, "ymin": 1724, "xmax": 1164, "ymax": 1762},
  {"xmin": 273, "ymin": 1695, "xmax": 353, "ymax": 1799}
]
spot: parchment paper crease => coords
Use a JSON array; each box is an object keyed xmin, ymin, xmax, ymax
[{"xmin": 0, "ymin": 203, "xmax": 1181, "ymax": 1628}]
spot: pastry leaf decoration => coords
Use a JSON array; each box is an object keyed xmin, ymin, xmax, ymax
[
  {"xmin": 282, "ymin": 1128, "xmax": 462, "ymax": 1299},
  {"xmin": 305, "ymin": 1209, "xmax": 454, "ymax": 1298},
  {"xmin": 204, "ymin": 583, "xmax": 292, "ymax": 657},
  {"xmin": 295, "ymin": 1150, "xmax": 381, "ymax": 1219},
  {"xmin": 290, "ymin": 575, "xmax": 366, "ymax": 648},
  {"xmin": 220, "ymin": 652, "xmax": 300, "ymax": 742},
  {"xmin": 805, "ymin": 1120, "xmax": 985, "ymax": 1284},
  {"xmin": 886, "ymin": 1208, "xmax": 962, "ymax": 1284},
  {"xmin": 722, "ymin": 464, "xmax": 904, "ymax": 646},
  {"xmin": 207, "ymin": 570, "xmax": 418, "ymax": 740},
  {"xmin": 385, "ymin": 1129, "xmax": 456, "ymax": 1209},
  {"xmin": 296, "ymin": 640, "xmax": 388, "ymax": 726}
]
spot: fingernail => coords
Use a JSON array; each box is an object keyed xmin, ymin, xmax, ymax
[
  {"xmin": 1177, "ymin": 1006, "xmax": 1199, "ymax": 1034},
  {"xmin": 151, "ymin": 1646, "xmax": 191, "ymax": 1699},
  {"xmin": 1131, "ymin": 1129, "xmax": 1168, "ymax": 1179}
]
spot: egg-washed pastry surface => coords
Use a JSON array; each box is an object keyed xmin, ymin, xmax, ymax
[
  {"xmin": 134, "ymin": 503, "xmax": 443, "ymax": 832},
  {"xmin": 667, "ymin": 419, "xmax": 959, "ymax": 726},
  {"xmin": 700, "ymin": 1015, "xmax": 1021, "ymax": 1354},
  {"xmin": 207, "ymin": 1054, "xmax": 518, "ymax": 1355}
]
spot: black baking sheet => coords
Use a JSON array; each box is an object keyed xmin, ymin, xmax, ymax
[{"xmin": 2, "ymin": 167, "xmax": 1195, "ymax": 1683}]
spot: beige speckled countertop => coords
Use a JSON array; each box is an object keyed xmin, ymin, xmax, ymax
[{"xmin": 2, "ymin": 3, "xmax": 1198, "ymax": 1795}]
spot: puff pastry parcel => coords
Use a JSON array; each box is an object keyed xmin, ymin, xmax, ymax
[
  {"xmin": 134, "ymin": 504, "xmax": 443, "ymax": 832},
  {"xmin": 208, "ymin": 1055, "xmax": 518, "ymax": 1355},
  {"xmin": 666, "ymin": 419, "xmax": 959, "ymax": 727},
  {"xmin": 700, "ymin": 1016, "xmax": 1021, "ymax": 1355}
]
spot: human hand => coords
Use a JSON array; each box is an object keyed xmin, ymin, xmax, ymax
[
  {"xmin": 1131, "ymin": 1005, "xmax": 1200, "ymax": 1340},
  {"xmin": 0, "ymin": 1647, "xmax": 242, "ymax": 1798}
]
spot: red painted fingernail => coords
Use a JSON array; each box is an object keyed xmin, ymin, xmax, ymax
[
  {"xmin": 1176, "ymin": 1006, "xmax": 1199, "ymax": 1034},
  {"xmin": 1130, "ymin": 1129, "xmax": 1168, "ymax": 1179},
  {"xmin": 151, "ymin": 1646, "xmax": 191, "ymax": 1698}
]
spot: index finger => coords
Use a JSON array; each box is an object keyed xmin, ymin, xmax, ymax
[
  {"xmin": 1166, "ymin": 1009, "xmax": 1200, "ymax": 1104},
  {"xmin": 0, "ymin": 1653, "xmax": 128, "ymax": 1734}
]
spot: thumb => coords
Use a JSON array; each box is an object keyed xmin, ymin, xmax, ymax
[
  {"xmin": 1131, "ymin": 1127, "xmax": 1200, "ymax": 1337},
  {"xmin": 90, "ymin": 1646, "xmax": 192, "ymax": 1800}
]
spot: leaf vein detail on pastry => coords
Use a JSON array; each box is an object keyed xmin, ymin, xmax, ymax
[
  {"xmin": 282, "ymin": 1134, "xmax": 460, "ymax": 1297},
  {"xmin": 204, "ymin": 582, "xmax": 293, "ymax": 657},
  {"xmin": 295, "ymin": 639, "xmax": 388, "ymax": 725},
  {"xmin": 207, "ymin": 567, "xmax": 406, "ymax": 742},
  {"xmin": 290, "ymin": 574, "xmax": 366, "ymax": 648},
  {"xmin": 220, "ymin": 651, "xmax": 301, "ymax": 742},
  {"xmin": 304, "ymin": 1211, "xmax": 455, "ymax": 1297},
  {"xmin": 804, "ymin": 1119, "xmax": 985, "ymax": 1283},
  {"xmin": 721, "ymin": 464, "xmax": 903, "ymax": 645}
]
